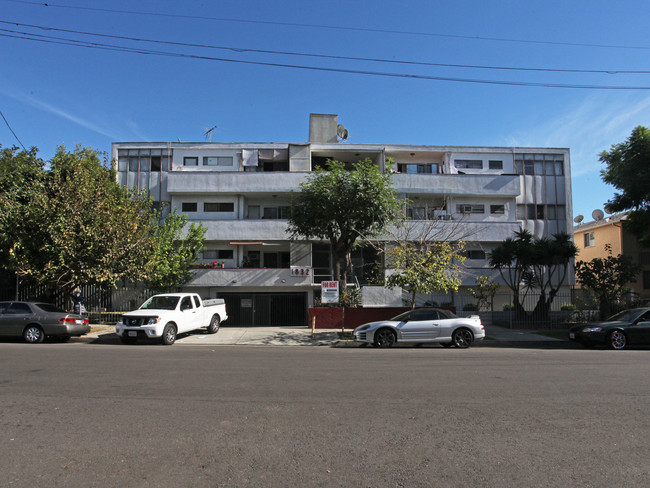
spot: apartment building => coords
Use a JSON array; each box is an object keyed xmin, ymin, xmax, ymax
[
  {"xmin": 574, "ymin": 211, "xmax": 650, "ymax": 299},
  {"xmin": 112, "ymin": 114, "xmax": 573, "ymax": 325}
]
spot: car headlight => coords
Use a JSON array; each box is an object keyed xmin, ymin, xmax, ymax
[
  {"xmin": 581, "ymin": 327, "xmax": 602, "ymax": 333},
  {"xmin": 145, "ymin": 317, "xmax": 161, "ymax": 325}
]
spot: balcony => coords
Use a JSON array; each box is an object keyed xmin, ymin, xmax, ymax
[
  {"xmin": 391, "ymin": 173, "xmax": 520, "ymax": 196},
  {"xmin": 167, "ymin": 171, "xmax": 308, "ymax": 194},
  {"xmin": 186, "ymin": 267, "xmax": 312, "ymax": 287},
  {"xmin": 194, "ymin": 220, "xmax": 290, "ymax": 240}
]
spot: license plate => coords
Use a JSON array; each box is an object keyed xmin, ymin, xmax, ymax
[
  {"xmin": 128, "ymin": 331, "xmax": 138, "ymax": 337},
  {"xmin": 569, "ymin": 333, "xmax": 575, "ymax": 339},
  {"xmin": 75, "ymin": 319, "xmax": 82, "ymax": 324}
]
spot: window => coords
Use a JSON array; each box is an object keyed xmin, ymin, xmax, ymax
[
  {"xmin": 262, "ymin": 206, "xmax": 290, "ymax": 219},
  {"xmin": 263, "ymin": 252, "xmax": 290, "ymax": 268},
  {"xmin": 454, "ymin": 160, "xmax": 483, "ymax": 169},
  {"xmin": 183, "ymin": 157, "xmax": 198, "ymax": 166},
  {"xmin": 584, "ymin": 232, "xmax": 595, "ymax": 248},
  {"xmin": 7, "ymin": 302, "xmax": 32, "ymax": 314},
  {"xmin": 490, "ymin": 204, "xmax": 505, "ymax": 215},
  {"xmin": 151, "ymin": 156, "xmax": 161, "ymax": 171},
  {"xmin": 463, "ymin": 250, "xmax": 486, "ymax": 260},
  {"xmin": 180, "ymin": 296, "xmax": 193, "ymax": 311},
  {"xmin": 203, "ymin": 156, "xmax": 233, "ymax": 166},
  {"xmin": 515, "ymin": 154, "xmax": 564, "ymax": 175},
  {"xmin": 516, "ymin": 205, "xmax": 526, "ymax": 220},
  {"xmin": 248, "ymin": 205, "xmax": 260, "ymax": 219},
  {"xmin": 182, "ymin": 202, "xmax": 197, "ymax": 212},
  {"xmin": 525, "ymin": 204, "xmax": 544, "ymax": 219},
  {"xmin": 457, "ymin": 204, "xmax": 485, "ymax": 214},
  {"xmin": 203, "ymin": 250, "xmax": 234, "ymax": 260},
  {"xmin": 204, "ymin": 202, "xmax": 234, "ymax": 212},
  {"xmin": 263, "ymin": 207, "xmax": 278, "ymax": 219},
  {"xmin": 398, "ymin": 163, "xmax": 436, "ymax": 174},
  {"xmin": 406, "ymin": 206, "xmax": 427, "ymax": 220},
  {"xmin": 488, "ymin": 160, "xmax": 503, "ymax": 170}
]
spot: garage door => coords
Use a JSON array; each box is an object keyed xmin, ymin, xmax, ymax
[{"xmin": 219, "ymin": 293, "xmax": 307, "ymax": 326}]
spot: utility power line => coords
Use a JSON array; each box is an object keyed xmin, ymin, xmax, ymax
[
  {"xmin": 5, "ymin": 0, "xmax": 650, "ymax": 51},
  {"xmin": 1, "ymin": 20, "xmax": 648, "ymax": 76},
  {"xmin": 2, "ymin": 29, "xmax": 649, "ymax": 90},
  {"xmin": 0, "ymin": 109, "xmax": 27, "ymax": 151}
]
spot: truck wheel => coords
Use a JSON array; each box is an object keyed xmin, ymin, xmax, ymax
[
  {"xmin": 207, "ymin": 315, "xmax": 220, "ymax": 334},
  {"xmin": 161, "ymin": 323, "xmax": 177, "ymax": 345}
]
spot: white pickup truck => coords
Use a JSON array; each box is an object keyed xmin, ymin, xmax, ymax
[{"xmin": 115, "ymin": 293, "xmax": 228, "ymax": 345}]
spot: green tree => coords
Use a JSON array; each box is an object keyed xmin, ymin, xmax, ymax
[
  {"xmin": 0, "ymin": 146, "xmax": 45, "ymax": 271},
  {"xmin": 489, "ymin": 229, "xmax": 577, "ymax": 320},
  {"xmin": 288, "ymin": 159, "xmax": 401, "ymax": 287},
  {"xmin": 600, "ymin": 125, "xmax": 650, "ymax": 245},
  {"xmin": 144, "ymin": 210, "xmax": 206, "ymax": 293},
  {"xmin": 385, "ymin": 240, "xmax": 466, "ymax": 309},
  {"xmin": 5, "ymin": 146, "xmax": 156, "ymax": 305},
  {"xmin": 468, "ymin": 275, "xmax": 500, "ymax": 312},
  {"xmin": 575, "ymin": 244, "xmax": 637, "ymax": 320}
]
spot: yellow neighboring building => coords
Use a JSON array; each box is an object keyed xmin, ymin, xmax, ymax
[{"xmin": 573, "ymin": 211, "xmax": 649, "ymax": 299}]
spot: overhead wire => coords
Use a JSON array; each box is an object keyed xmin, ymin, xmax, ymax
[
  {"xmin": 0, "ymin": 109, "xmax": 27, "ymax": 151},
  {"xmin": 5, "ymin": 0, "xmax": 650, "ymax": 51},
  {"xmin": 2, "ymin": 28, "xmax": 649, "ymax": 90},
  {"xmin": 1, "ymin": 20, "xmax": 649, "ymax": 76}
]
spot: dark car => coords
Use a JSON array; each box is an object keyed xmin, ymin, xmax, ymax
[
  {"xmin": 0, "ymin": 301, "xmax": 90, "ymax": 343},
  {"xmin": 568, "ymin": 308, "xmax": 650, "ymax": 350}
]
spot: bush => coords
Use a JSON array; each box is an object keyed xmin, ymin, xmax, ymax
[
  {"xmin": 560, "ymin": 303, "xmax": 578, "ymax": 311},
  {"xmin": 503, "ymin": 303, "xmax": 514, "ymax": 311}
]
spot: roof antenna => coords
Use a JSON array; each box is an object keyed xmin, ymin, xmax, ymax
[{"xmin": 204, "ymin": 125, "xmax": 218, "ymax": 142}]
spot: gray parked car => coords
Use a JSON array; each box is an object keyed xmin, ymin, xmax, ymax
[{"xmin": 0, "ymin": 301, "xmax": 90, "ymax": 343}]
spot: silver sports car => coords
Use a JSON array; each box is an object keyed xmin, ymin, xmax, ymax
[{"xmin": 353, "ymin": 308, "xmax": 485, "ymax": 348}]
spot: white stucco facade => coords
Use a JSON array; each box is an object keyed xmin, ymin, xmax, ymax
[{"xmin": 112, "ymin": 114, "xmax": 573, "ymax": 325}]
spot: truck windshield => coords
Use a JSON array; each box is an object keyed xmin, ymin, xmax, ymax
[{"xmin": 140, "ymin": 296, "xmax": 180, "ymax": 311}]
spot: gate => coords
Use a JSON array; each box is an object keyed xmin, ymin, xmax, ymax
[{"xmin": 219, "ymin": 293, "xmax": 307, "ymax": 326}]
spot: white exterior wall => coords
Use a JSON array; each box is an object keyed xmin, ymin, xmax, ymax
[{"xmin": 112, "ymin": 137, "xmax": 573, "ymax": 308}]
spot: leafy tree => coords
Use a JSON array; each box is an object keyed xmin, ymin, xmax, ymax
[
  {"xmin": 144, "ymin": 210, "xmax": 206, "ymax": 293},
  {"xmin": 7, "ymin": 145, "xmax": 158, "ymax": 304},
  {"xmin": 0, "ymin": 146, "xmax": 45, "ymax": 271},
  {"xmin": 575, "ymin": 244, "xmax": 637, "ymax": 320},
  {"xmin": 489, "ymin": 229, "xmax": 577, "ymax": 320},
  {"xmin": 600, "ymin": 125, "xmax": 650, "ymax": 245},
  {"xmin": 288, "ymin": 159, "xmax": 401, "ymax": 287},
  {"xmin": 2, "ymin": 145, "xmax": 206, "ymax": 305},
  {"xmin": 468, "ymin": 275, "xmax": 500, "ymax": 312},
  {"xmin": 385, "ymin": 240, "xmax": 466, "ymax": 309}
]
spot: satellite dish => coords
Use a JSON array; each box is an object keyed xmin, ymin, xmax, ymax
[
  {"xmin": 604, "ymin": 205, "xmax": 613, "ymax": 215},
  {"xmin": 337, "ymin": 124, "xmax": 348, "ymax": 141},
  {"xmin": 573, "ymin": 215, "xmax": 584, "ymax": 224},
  {"xmin": 592, "ymin": 209, "xmax": 604, "ymax": 221}
]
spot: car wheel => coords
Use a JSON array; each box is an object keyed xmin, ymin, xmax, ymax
[
  {"xmin": 207, "ymin": 315, "xmax": 220, "ymax": 334},
  {"xmin": 608, "ymin": 330, "xmax": 627, "ymax": 350},
  {"xmin": 120, "ymin": 335, "xmax": 137, "ymax": 345},
  {"xmin": 161, "ymin": 323, "xmax": 177, "ymax": 345},
  {"xmin": 23, "ymin": 325, "xmax": 44, "ymax": 344},
  {"xmin": 452, "ymin": 328, "xmax": 473, "ymax": 349},
  {"xmin": 373, "ymin": 328, "xmax": 396, "ymax": 348}
]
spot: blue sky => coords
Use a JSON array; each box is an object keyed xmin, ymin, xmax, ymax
[{"xmin": 1, "ymin": 0, "xmax": 649, "ymax": 222}]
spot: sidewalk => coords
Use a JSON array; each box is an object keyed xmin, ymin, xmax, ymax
[{"xmin": 80, "ymin": 324, "xmax": 569, "ymax": 347}]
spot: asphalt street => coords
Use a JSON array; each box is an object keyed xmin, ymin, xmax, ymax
[{"xmin": 1, "ymin": 343, "xmax": 649, "ymax": 488}]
